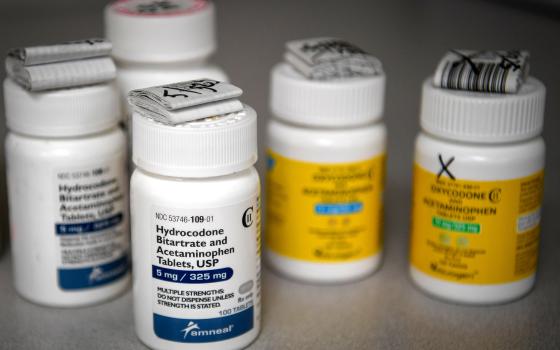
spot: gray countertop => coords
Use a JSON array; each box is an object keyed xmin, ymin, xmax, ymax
[{"xmin": 1, "ymin": 0, "xmax": 559, "ymax": 349}]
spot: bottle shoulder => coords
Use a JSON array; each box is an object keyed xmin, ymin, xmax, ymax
[
  {"xmin": 6, "ymin": 127, "xmax": 126, "ymax": 159},
  {"xmin": 415, "ymin": 132, "xmax": 545, "ymax": 180},
  {"xmin": 268, "ymin": 117, "xmax": 386, "ymax": 136},
  {"xmin": 416, "ymin": 132, "xmax": 545, "ymax": 156},
  {"xmin": 131, "ymin": 167, "xmax": 259, "ymax": 206},
  {"xmin": 267, "ymin": 118, "xmax": 386, "ymax": 163}
]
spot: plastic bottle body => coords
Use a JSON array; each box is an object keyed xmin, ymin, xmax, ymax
[
  {"xmin": 409, "ymin": 132, "xmax": 545, "ymax": 304},
  {"xmin": 5, "ymin": 127, "xmax": 130, "ymax": 307},
  {"xmin": 265, "ymin": 119, "xmax": 387, "ymax": 284},
  {"xmin": 131, "ymin": 166, "xmax": 261, "ymax": 350}
]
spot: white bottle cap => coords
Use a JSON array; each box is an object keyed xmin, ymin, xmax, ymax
[
  {"xmin": 270, "ymin": 63, "xmax": 385, "ymax": 127},
  {"xmin": 420, "ymin": 76, "xmax": 546, "ymax": 143},
  {"xmin": 3, "ymin": 78, "xmax": 121, "ymax": 137},
  {"xmin": 104, "ymin": 0, "xmax": 216, "ymax": 63},
  {"xmin": 132, "ymin": 105, "xmax": 257, "ymax": 178}
]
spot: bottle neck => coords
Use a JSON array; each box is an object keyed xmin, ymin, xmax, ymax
[
  {"xmin": 9, "ymin": 124, "xmax": 122, "ymax": 141},
  {"xmin": 133, "ymin": 165, "xmax": 255, "ymax": 182},
  {"xmin": 421, "ymin": 129, "xmax": 540, "ymax": 147},
  {"xmin": 273, "ymin": 115, "xmax": 383, "ymax": 131},
  {"xmin": 115, "ymin": 56, "xmax": 210, "ymax": 70}
]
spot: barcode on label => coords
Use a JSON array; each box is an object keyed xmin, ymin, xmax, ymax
[
  {"xmin": 517, "ymin": 209, "xmax": 540, "ymax": 233},
  {"xmin": 433, "ymin": 50, "xmax": 529, "ymax": 94}
]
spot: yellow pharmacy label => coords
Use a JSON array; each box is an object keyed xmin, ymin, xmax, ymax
[
  {"xmin": 410, "ymin": 164, "xmax": 544, "ymax": 284},
  {"xmin": 265, "ymin": 151, "xmax": 385, "ymax": 262}
]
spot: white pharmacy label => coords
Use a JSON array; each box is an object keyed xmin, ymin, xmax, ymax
[
  {"xmin": 151, "ymin": 198, "xmax": 260, "ymax": 343},
  {"xmin": 54, "ymin": 158, "xmax": 129, "ymax": 290}
]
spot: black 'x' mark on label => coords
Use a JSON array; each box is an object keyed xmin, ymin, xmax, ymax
[
  {"xmin": 437, "ymin": 154, "xmax": 455, "ymax": 180},
  {"xmin": 451, "ymin": 50, "xmax": 480, "ymax": 75}
]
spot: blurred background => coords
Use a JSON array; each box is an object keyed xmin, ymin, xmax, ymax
[{"xmin": 0, "ymin": 0, "xmax": 559, "ymax": 349}]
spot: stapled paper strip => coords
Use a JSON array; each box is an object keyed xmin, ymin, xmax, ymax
[
  {"xmin": 8, "ymin": 38, "xmax": 112, "ymax": 65},
  {"xmin": 128, "ymin": 79, "xmax": 244, "ymax": 125},
  {"xmin": 6, "ymin": 57, "xmax": 116, "ymax": 91},
  {"xmin": 5, "ymin": 38, "xmax": 116, "ymax": 91},
  {"xmin": 285, "ymin": 37, "xmax": 383, "ymax": 80},
  {"xmin": 433, "ymin": 50, "xmax": 529, "ymax": 94}
]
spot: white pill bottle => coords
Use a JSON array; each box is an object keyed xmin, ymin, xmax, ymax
[
  {"xmin": 104, "ymin": 0, "xmax": 228, "ymax": 115},
  {"xmin": 3, "ymin": 79, "xmax": 130, "ymax": 307},
  {"xmin": 409, "ymin": 77, "xmax": 546, "ymax": 304},
  {"xmin": 265, "ymin": 63, "xmax": 387, "ymax": 284},
  {"xmin": 131, "ymin": 107, "xmax": 260, "ymax": 349}
]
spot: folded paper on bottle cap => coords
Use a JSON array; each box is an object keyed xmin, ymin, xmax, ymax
[
  {"xmin": 6, "ymin": 57, "xmax": 116, "ymax": 91},
  {"xmin": 433, "ymin": 50, "xmax": 529, "ymax": 93},
  {"xmin": 128, "ymin": 79, "xmax": 244, "ymax": 125},
  {"xmin": 8, "ymin": 38, "xmax": 112, "ymax": 65},
  {"xmin": 5, "ymin": 38, "xmax": 116, "ymax": 91},
  {"xmin": 285, "ymin": 37, "xmax": 383, "ymax": 80}
]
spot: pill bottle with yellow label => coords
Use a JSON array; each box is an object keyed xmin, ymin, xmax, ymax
[
  {"xmin": 409, "ymin": 73, "xmax": 546, "ymax": 304},
  {"xmin": 265, "ymin": 38, "xmax": 387, "ymax": 284}
]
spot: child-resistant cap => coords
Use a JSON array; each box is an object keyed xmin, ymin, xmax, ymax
[
  {"xmin": 3, "ymin": 78, "xmax": 121, "ymax": 137},
  {"xmin": 132, "ymin": 106, "xmax": 257, "ymax": 178},
  {"xmin": 271, "ymin": 37, "xmax": 385, "ymax": 127},
  {"xmin": 270, "ymin": 63, "xmax": 386, "ymax": 127},
  {"xmin": 420, "ymin": 77, "xmax": 546, "ymax": 143},
  {"xmin": 105, "ymin": 0, "xmax": 216, "ymax": 63}
]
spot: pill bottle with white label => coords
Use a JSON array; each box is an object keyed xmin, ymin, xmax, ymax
[
  {"xmin": 104, "ymin": 0, "xmax": 228, "ymax": 116},
  {"xmin": 130, "ymin": 104, "xmax": 260, "ymax": 349},
  {"xmin": 265, "ymin": 38, "xmax": 387, "ymax": 284},
  {"xmin": 3, "ymin": 79, "xmax": 130, "ymax": 307},
  {"xmin": 409, "ymin": 76, "xmax": 546, "ymax": 305}
]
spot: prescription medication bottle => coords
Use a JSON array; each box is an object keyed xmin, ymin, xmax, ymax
[
  {"xmin": 265, "ymin": 38, "xmax": 387, "ymax": 284},
  {"xmin": 130, "ymin": 102, "xmax": 260, "ymax": 349},
  {"xmin": 3, "ymin": 79, "xmax": 130, "ymax": 307},
  {"xmin": 409, "ymin": 76, "xmax": 546, "ymax": 305},
  {"xmin": 105, "ymin": 0, "xmax": 228, "ymax": 116}
]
